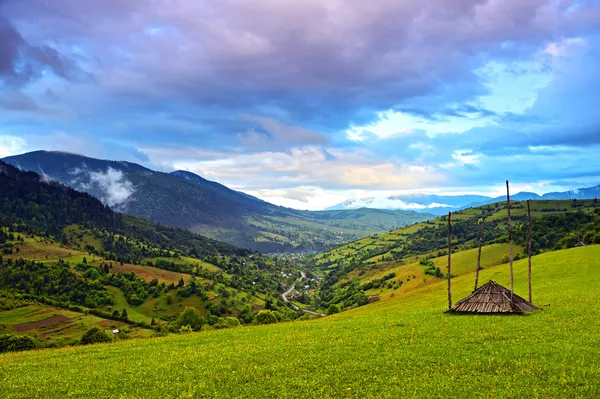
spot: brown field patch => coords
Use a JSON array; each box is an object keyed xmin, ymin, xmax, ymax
[
  {"xmin": 93, "ymin": 262, "xmax": 192, "ymax": 284},
  {"xmin": 14, "ymin": 315, "xmax": 70, "ymax": 332}
]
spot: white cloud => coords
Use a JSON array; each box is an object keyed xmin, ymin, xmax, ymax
[
  {"xmin": 452, "ymin": 149, "xmax": 482, "ymax": 165},
  {"xmin": 88, "ymin": 167, "xmax": 134, "ymax": 209},
  {"xmin": 0, "ymin": 136, "xmax": 27, "ymax": 157},
  {"xmin": 543, "ymin": 37, "xmax": 586, "ymax": 57},
  {"xmin": 171, "ymin": 146, "xmax": 445, "ymax": 191}
]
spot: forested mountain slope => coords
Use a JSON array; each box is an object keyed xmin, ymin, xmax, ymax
[{"xmin": 3, "ymin": 151, "xmax": 433, "ymax": 252}]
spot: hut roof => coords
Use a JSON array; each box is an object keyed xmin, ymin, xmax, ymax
[{"xmin": 448, "ymin": 280, "xmax": 537, "ymax": 314}]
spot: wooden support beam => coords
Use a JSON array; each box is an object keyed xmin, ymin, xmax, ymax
[
  {"xmin": 506, "ymin": 180, "xmax": 514, "ymax": 303},
  {"xmin": 447, "ymin": 212, "xmax": 452, "ymax": 310},
  {"xmin": 474, "ymin": 218, "xmax": 485, "ymax": 291},
  {"xmin": 527, "ymin": 200, "xmax": 533, "ymax": 303}
]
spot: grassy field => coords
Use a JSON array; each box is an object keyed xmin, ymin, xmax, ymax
[{"xmin": 1, "ymin": 245, "xmax": 599, "ymax": 398}]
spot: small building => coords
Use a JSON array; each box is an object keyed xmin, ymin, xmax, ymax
[
  {"xmin": 448, "ymin": 280, "xmax": 537, "ymax": 314},
  {"xmin": 112, "ymin": 329, "xmax": 120, "ymax": 335}
]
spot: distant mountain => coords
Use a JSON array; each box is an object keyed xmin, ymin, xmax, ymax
[
  {"xmin": 3, "ymin": 151, "xmax": 433, "ymax": 252},
  {"xmin": 327, "ymin": 185, "xmax": 600, "ymax": 215},
  {"xmin": 326, "ymin": 194, "xmax": 490, "ymax": 215}
]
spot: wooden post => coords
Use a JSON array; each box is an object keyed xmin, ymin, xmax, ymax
[
  {"xmin": 447, "ymin": 212, "xmax": 452, "ymax": 310},
  {"xmin": 506, "ymin": 180, "xmax": 514, "ymax": 303},
  {"xmin": 527, "ymin": 200, "xmax": 533, "ymax": 303},
  {"xmin": 474, "ymin": 218, "xmax": 484, "ymax": 290}
]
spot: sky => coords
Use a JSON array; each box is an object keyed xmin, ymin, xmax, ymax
[{"xmin": 1, "ymin": 0, "xmax": 600, "ymax": 210}]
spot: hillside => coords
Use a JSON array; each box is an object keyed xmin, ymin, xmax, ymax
[
  {"xmin": 1, "ymin": 245, "xmax": 599, "ymax": 398},
  {"xmin": 308, "ymin": 199, "xmax": 600, "ymax": 311},
  {"xmin": 3, "ymin": 151, "xmax": 433, "ymax": 252},
  {"xmin": 0, "ymin": 160, "xmax": 303, "ymax": 347}
]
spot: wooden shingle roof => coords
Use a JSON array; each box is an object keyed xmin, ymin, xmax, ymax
[{"xmin": 448, "ymin": 280, "xmax": 538, "ymax": 314}]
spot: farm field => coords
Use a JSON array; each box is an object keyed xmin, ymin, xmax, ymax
[
  {"xmin": 0, "ymin": 305, "xmax": 153, "ymax": 346},
  {"xmin": 1, "ymin": 245, "xmax": 599, "ymax": 398}
]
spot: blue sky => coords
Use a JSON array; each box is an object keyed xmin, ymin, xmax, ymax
[{"xmin": 1, "ymin": 0, "xmax": 600, "ymax": 209}]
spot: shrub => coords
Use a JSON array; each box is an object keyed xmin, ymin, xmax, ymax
[
  {"xmin": 175, "ymin": 307, "xmax": 205, "ymax": 332},
  {"xmin": 256, "ymin": 310, "xmax": 279, "ymax": 325},
  {"xmin": 80, "ymin": 327, "xmax": 112, "ymax": 345},
  {"xmin": 0, "ymin": 334, "xmax": 38, "ymax": 353},
  {"xmin": 326, "ymin": 304, "xmax": 340, "ymax": 315}
]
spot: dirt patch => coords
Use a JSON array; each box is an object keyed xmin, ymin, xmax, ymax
[
  {"xmin": 99, "ymin": 319, "xmax": 121, "ymax": 328},
  {"xmin": 14, "ymin": 315, "xmax": 70, "ymax": 332},
  {"xmin": 92, "ymin": 261, "xmax": 191, "ymax": 284}
]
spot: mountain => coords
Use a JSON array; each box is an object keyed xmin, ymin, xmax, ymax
[
  {"xmin": 3, "ymin": 151, "xmax": 433, "ymax": 252},
  {"xmin": 327, "ymin": 185, "xmax": 600, "ymax": 215}
]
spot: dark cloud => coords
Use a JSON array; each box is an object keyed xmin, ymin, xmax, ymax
[
  {"xmin": 0, "ymin": 16, "xmax": 80, "ymax": 87},
  {"xmin": 4, "ymin": 0, "xmax": 600, "ymax": 132}
]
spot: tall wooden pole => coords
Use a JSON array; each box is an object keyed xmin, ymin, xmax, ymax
[
  {"xmin": 527, "ymin": 200, "xmax": 533, "ymax": 303},
  {"xmin": 474, "ymin": 218, "xmax": 485, "ymax": 291},
  {"xmin": 506, "ymin": 180, "xmax": 514, "ymax": 303},
  {"xmin": 447, "ymin": 212, "xmax": 452, "ymax": 310}
]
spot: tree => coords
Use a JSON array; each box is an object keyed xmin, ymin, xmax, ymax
[
  {"xmin": 80, "ymin": 327, "xmax": 112, "ymax": 345},
  {"xmin": 121, "ymin": 308, "xmax": 128, "ymax": 321},
  {"xmin": 175, "ymin": 307, "xmax": 205, "ymax": 331}
]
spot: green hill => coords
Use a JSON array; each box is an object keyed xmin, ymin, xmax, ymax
[
  {"xmin": 1, "ymin": 245, "xmax": 599, "ymax": 398},
  {"xmin": 308, "ymin": 198, "xmax": 600, "ymax": 312}
]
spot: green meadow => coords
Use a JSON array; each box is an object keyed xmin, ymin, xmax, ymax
[{"xmin": 1, "ymin": 245, "xmax": 599, "ymax": 398}]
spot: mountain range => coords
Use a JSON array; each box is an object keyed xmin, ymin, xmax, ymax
[
  {"xmin": 2, "ymin": 151, "xmax": 433, "ymax": 252},
  {"xmin": 327, "ymin": 185, "xmax": 600, "ymax": 215}
]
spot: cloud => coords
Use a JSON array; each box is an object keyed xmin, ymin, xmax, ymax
[
  {"xmin": 0, "ymin": 16, "xmax": 82, "ymax": 88},
  {"xmin": 0, "ymin": 135, "xmax": 26, "ymax": 157},
  {"xmin": 170, "ymin": 146, "xmax": 444, "ymax": 191},
  {"xmin": 237, "ymin": 115, "xmax": 328, "ymax": 149},
  {"xmin": 87, "ymin": 168, "xmax": 135, "ymax": 209}
]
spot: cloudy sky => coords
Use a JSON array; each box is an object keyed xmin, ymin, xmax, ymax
[{"xmin": 1, "ymin": 0, "xmax": 600, "ymax": 210}]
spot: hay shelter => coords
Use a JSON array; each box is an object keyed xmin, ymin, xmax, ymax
[{"xmin": 448, "ymin": 280, "xmax": 537, "ymax": 314}]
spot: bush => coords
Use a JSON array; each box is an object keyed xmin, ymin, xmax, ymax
[
  {"xmin": 80, "ymin": 327, "xmax": 112, "ymax": 345},
  {"xmin": 0, "ymin": 334, "xmax": 38, "ymax": 353},
  {"xmin": 214, "ymin": 317, "xmax": 241, "ymax": 330},
  {"xmin": 256, "ymin": 310, "xmax": 279, "ymax": 325},
  {"xmin": 326, "ymin": 304, "xmax": 340, "ymax": 315}
]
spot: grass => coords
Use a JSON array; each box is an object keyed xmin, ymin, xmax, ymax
[
  {"xmin": 103, "ymin": 287, "xmax": 153, "ymax": 324},
  {"xmin": 1, "ymin": 245, "xmax": 599, "ymax": 398}
]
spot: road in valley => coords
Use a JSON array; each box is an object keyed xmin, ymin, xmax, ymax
[{"xmin": 282, "ymin": 271, "xmax": 325, "ymax": 316}]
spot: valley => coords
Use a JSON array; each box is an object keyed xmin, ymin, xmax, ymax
[{"xmin": 1, "ymin": 158, "xmax": 599, "ymax": 398}]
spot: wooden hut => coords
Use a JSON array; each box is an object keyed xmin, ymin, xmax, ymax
[{"xmin": 448, "ymin": 281, "xmax": 537, "ymax": 314}]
